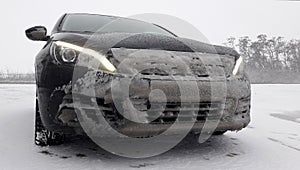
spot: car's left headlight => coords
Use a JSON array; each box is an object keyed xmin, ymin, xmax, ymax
[
  {"xmin": 232, "ymin": 56, "xmax": 244, "ymax": 76},
  {"xmin": 50, "ymin": 41, "xmax": 116, "ymax": 72}
]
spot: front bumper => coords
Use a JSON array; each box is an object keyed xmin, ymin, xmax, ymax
[{"xmin": 38, "ymin": 70, "xmax": 251, "ymax": 136}]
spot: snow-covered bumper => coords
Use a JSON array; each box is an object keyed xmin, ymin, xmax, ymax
[{"xmin": 39, "ymin": 70, "xmax": 251, "ymax": 136}]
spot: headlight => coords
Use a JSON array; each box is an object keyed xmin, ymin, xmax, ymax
[
  {"xmin": 232, "ymin": 56, "xmax": 243, "ymax": 76},
  {"xmin": 50, "ymin": 41, "xmax": 77, "ymax": 63},
  {"xmin": 50, "ymin": 41, "xmax": 116, "ymax": 72}
]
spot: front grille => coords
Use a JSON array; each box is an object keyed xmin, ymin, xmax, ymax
[
  {"xmin": 132, "ymin": 100, "xmax": 224, "ymax": 124},
  {"xmin": 95, "ymin": 97, "xmax": 225, "ymax": 125}
]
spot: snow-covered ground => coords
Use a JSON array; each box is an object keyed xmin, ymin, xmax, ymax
[{"xmin": 0, "ymin": 84, "xmax": 300, "ymax": 170}]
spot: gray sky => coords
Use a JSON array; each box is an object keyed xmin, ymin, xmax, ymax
[{"xmin": 1, "ymin": 0, "xmax": 300, "ymax": 72}]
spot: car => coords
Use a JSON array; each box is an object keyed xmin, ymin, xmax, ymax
[{"xmin": 26, "ymin": 13, "xmax": 251, "ymax": 146}]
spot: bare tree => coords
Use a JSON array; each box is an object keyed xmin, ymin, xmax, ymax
[{"xmin": 226, "ymin": 35, "xmax": 300, "ymax": 72}]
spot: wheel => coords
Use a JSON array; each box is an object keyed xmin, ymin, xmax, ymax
[
  {"xmin": 35, "ymin": 99, "xmax": 64, "ymax": 146},
  {"xmin": 212, "ymin": 130, "xmax": 227, "ymax": 135}
]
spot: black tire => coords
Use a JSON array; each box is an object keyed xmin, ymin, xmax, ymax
[
  {"xmin": 212, "ymin": 130, "xmax": 227, "ymax": 135},
  {"xmin": 35, "ymin": 99, "xmax": 64, "ymax": 146}
]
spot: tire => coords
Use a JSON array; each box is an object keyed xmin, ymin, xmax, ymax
[
  {"xmin": 35, "ymin": 99, "xmax": 64, "ymax": 146},
  {"xmin": 212, "ymin": 130, "xmax": 227, "ymax": 135}
]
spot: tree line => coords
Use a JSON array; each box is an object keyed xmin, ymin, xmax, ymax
[{"xmin": 224, "ymin": 35, "xmax": 300, "ymax": 72}]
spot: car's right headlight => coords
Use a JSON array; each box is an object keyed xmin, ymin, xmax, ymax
[
  {"xmin": 50, "ymin": 41, "xmax": 116, "ymax": 72},
  {"xmin": 232, "ymin": 56, "xmax": 244, "ymax": 76}
]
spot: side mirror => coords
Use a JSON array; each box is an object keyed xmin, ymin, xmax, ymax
[{"xmin": 25, "ymin": 26, "xmax": 49, "ymax": 41}]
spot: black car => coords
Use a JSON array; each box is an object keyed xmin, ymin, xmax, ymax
[{"xmin": 26, "ymin": 13, "xmax": 251, "ymax": 146}]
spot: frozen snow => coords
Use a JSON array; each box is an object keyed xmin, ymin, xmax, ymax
[{"xmin": 0, "ymin": 84, "xmax": 300, "ymax": 170}]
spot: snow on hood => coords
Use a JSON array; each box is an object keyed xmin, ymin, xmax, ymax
[{"xmin": 51, "ymin": 32, "xmax": 239, "ymax": 59}]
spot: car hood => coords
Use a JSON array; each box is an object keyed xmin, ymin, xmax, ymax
[
  {"xmin": 51, "ymin": 32, "xmax": 239, "ymax": 59},
  {"xmin": 52, "ymin": 32, "xmax": 237, "ymax": 77}
]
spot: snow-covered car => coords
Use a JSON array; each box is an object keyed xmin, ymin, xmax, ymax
[{"xmin": 26, "ymin": 13, "xmax": 251, "ymax": 146}]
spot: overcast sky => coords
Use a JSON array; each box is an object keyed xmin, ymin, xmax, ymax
[{"xmin": 1, "ymin": 0, "xmax": 300, "ymax": 72}]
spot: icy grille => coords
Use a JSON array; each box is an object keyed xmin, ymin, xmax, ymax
[
  {"xmin": 96, "ymin": 97, "xmax": 225, "ymax": 125},
  {"xmin": 131, "ymin": 100, "xmax": 224, "ymax": 124}
]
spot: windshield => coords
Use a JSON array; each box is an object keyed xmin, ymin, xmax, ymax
[{"xmin": 61, "ymin": 14, "xmax": 176, "ymax": 37}]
